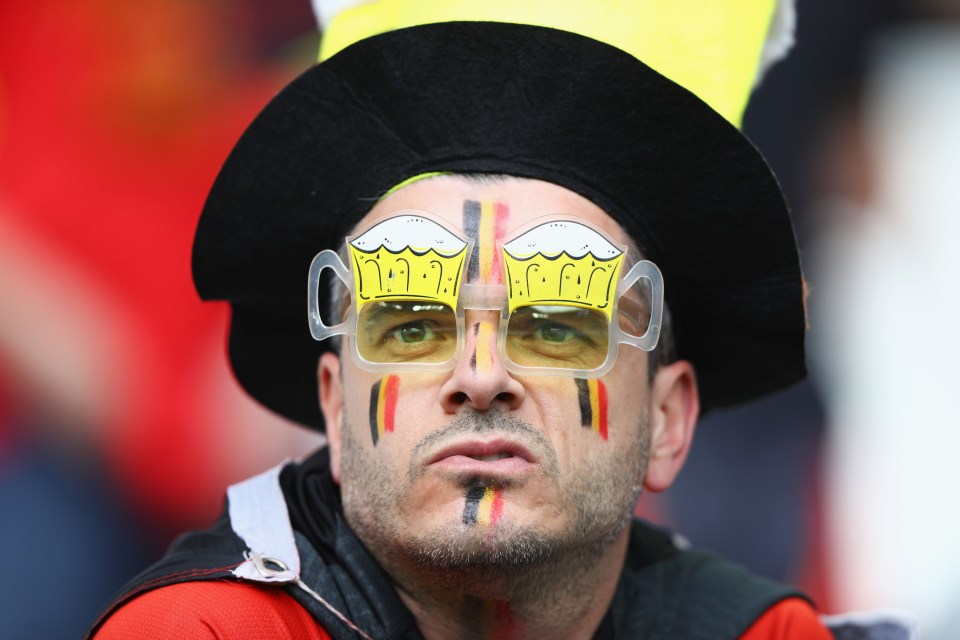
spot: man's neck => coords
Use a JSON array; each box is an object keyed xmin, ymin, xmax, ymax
[{"xmin": 388, "ymin": 528, "xmax": 631, "ymax": 640}]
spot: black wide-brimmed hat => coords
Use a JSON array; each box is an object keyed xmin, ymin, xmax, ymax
[{"xmin": 193, "ymin": 21, "xmax": 806, "ymax": 431}]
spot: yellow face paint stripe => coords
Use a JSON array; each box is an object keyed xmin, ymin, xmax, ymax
[
  {"xmin": 376, "ymin": 378, "xmax": 388, "ymax": 439},
  {"xmin": 477, "ymin": 487, "xmax": 503, "ymax": 526},
  {"xmin": 474, "ymin": 320, "xmax": 495, "ymax": 375}
]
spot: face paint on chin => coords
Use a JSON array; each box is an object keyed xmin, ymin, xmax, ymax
[{"xmin": 463, "ymin": 484, "xmax": 504, "ymax": 526}]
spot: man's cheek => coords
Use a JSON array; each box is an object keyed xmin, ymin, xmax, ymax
[
  {"xmin": 368, "ymin": 374, "xmax": 401, "ymax": 445},
  {"xmin": 575, "ymin": 378, "xmax": 609, "ymax": 441}
]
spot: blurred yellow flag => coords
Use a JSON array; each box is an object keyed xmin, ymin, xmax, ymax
[{"xmin": 319, "ymin": 0, "xmax": 779, "ymax": 127}]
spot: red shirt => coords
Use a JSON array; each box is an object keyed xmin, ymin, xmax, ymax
[{"xmin": 95, "ymin": 580, "xmax": 831, "ymax": 639}]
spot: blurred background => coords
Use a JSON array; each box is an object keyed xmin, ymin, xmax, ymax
[{"xmin": 0, "ymin": 1, "xmax": 956, "ymax": 638}]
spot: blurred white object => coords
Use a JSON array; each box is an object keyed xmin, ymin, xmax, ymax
[
  {"xmin": 811, "ymin": 26, "xmax": 960, "ymax": 639},
  {"xmin": 310, "ymin": 0, "xmax": 364, "ymax": 28}
]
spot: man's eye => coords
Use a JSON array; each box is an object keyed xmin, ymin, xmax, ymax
[
  {"xmin": 538, "ymin": 321, "xmax": 572, "ymax": 343},
  {"xmin": 389, "ymin": 321, "xmax": 435, "ymax": 344}
]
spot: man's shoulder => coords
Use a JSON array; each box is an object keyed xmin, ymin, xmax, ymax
[
  {"xmin": 742, "ymin": 598, "xmax": 833, "ymax": 640},
  {"xmin": 610, "ymin": 520, "xmax": 810, "ymax": 639},
  {"xmin": 93, "ymin": 580, "xmax": 331, "ymax": 639},
  {"xmin": 623, "ymin": 518, "xmax": 799, "ymax": 592}
]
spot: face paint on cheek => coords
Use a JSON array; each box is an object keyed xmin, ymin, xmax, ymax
[
  {"xmin": 462, "ymin": 485, "xmax": 504, "ymax": 526},
  {"xmin": 368, "ymin": 374, "xmax": 400, "ymax": 445},
  {"xmin": 463, "ymin": 200, "xmax": 509, "ymax": 284},
  {"xmin": 575, "ymin": 378, "xmax": 609, "ymax": 440}
]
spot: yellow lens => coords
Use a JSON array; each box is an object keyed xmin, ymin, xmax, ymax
[
  {"xmin": 505, "ymin": 305, "xmax": 609, "ymax": 370},
  {"xmin": 357, "ymin": 301, "xmax": 457, "ymax": 363}
]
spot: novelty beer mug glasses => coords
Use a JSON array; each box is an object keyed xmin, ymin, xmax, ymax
[{"xmin": 308, "ymin": 211, "xmax": 663, "ymax": 378}]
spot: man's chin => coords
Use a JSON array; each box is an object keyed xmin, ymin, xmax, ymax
[{"xmin": 401, "ymin": 521, "xmax": 571, "ymax": 570}]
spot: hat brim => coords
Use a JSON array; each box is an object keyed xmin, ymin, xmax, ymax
[{"xmin": 193, "ymin": 21, "xmax": 806, "ymax": 431}]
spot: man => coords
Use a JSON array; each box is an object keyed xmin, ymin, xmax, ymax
[{"xmin": 88, "ymin": 13, "xmax": 848, "ymax": 640}]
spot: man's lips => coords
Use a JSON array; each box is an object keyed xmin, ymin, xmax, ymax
[{"xmin": 426, "ymin": 439, "xmax": 539, "ymax": 475}]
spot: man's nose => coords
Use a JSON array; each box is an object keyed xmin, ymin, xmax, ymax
[{"xmin": 438, "ymin": 310, "xmax": 525, "ymax": 413}]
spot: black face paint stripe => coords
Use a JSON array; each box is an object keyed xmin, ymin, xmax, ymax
[
  {"xmin": 463, "ymin": 200, "xmax": 482, "ymax": 282},
  {"xmin": 576, "ymin": 378, "xmax": 592, "ymax": 427},
  {"xmin": 369, "ymin": 379, "xmax": 382, "ymax": 445},
  {"xmin": 463, "ymin": 484, "xmax": 485, "ymax": 524}
]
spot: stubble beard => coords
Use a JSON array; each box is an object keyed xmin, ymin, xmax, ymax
[{"xmin": 339, "ymin": 406, "xmax": 650, "ymax": 598}]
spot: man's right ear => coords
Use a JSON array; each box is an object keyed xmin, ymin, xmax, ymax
[{"xmin": 318, "ymin": 351, "xmax": 343, "ymax": 484}]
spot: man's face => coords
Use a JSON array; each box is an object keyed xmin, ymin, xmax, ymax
[{"xmin": 322, "ymin": 176, "xmax": 657, "ymax": 571}]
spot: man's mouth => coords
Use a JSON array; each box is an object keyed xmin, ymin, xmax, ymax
[
  {"xmin": 426, "ymin": 439, "xmax": 539, "ymax": 476},
  {"xmin": 469, "ymin": 453, "xmax": 512, "ymax": 462}
]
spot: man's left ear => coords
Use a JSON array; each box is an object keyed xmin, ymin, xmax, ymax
[
  {"xmin": 318, "ymin": 351, "xmax": 344, "ymax": 484},
  {"xmin": 643, "ymin": 359, "xmax": 699, "ymax": 493}
]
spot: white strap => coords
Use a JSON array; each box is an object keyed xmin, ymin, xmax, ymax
[{"xmin": 227, "ymin": 461, "xmax": 301, "ymax": 582}]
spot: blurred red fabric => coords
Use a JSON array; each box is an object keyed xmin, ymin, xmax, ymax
[{"xmin": 0, "ymin": 0, "xmax": 315, "ymax": 535}]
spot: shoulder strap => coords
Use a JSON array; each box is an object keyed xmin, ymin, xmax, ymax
[
  {"xmin": 85, "ymin": 460, "xmax": 420, "ymax": 640},
  {"xmin": 85, "ymin": 464, "xmax": 294, "ymax": 638}
]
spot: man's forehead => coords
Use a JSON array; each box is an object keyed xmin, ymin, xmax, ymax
[{"xmin": 352, "ymin": 175, "xmax": 634, "ymax": 246}]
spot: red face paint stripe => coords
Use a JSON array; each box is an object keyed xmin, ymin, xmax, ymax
[
  {"xmin": 382, "ymin": 374, "xmax": 400, "ymax": 433},
  {"xmin": 493, "ymin": 600, "xmax": 517, "ymax": 640},
  {"xmin": 489, "ymin": 488, "xmax": 504, "ymax": 525},
  {"xmin": 597, "ymin": 379, "xmax": 609, "ymax": 440}
]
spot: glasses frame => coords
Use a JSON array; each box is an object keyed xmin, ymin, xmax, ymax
[{"xmin": 308, "ymin": 210, "xmax": 663, "ymax": 378}]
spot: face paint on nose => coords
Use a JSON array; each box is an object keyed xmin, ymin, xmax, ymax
[
  {"xmin": 469, "ymin": 320, "xmax": 495, "ymax": 375},
  {"xmin": 368, "ymin": 374, "xmax": 400, "ymax": 445},
  {"xmin": 462, "ymin": 484, "xmax": 504, "ymax": 526},
  {"xmin": 463, "ymin": 200, "xmax": 509, "ymax": 284},
  {"xmin": 575, "ymin": 378, "xmax": 608, "ymax": 440}
]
